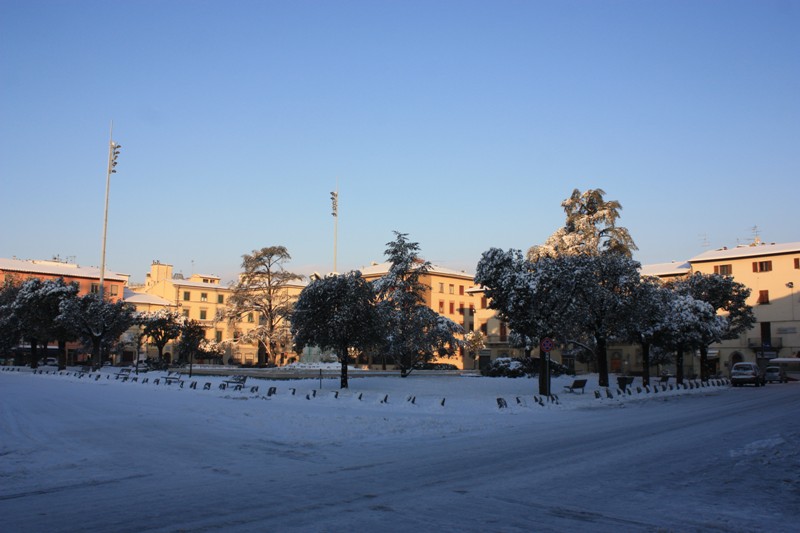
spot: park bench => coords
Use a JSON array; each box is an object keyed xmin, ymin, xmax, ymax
[
  {"xmin": 163, "ymin": 371, "xmax": 184, "ymax": 385},
  {"xmin": 221, "ymin": 375, "xmax": 247, "ymax": 390},
  {"xmin": 617, "ymin": 376, "xmax": 635, "ymax": 390},
  {"xmin": 114, "ymin": 368, "xmax": 132, "ymax": 380},
  {"xmin": 563, "ymin": 379, "xmax": 587, "ymax": 394}
]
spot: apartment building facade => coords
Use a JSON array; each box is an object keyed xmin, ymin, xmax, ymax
[
  {"xmin": 360, "ymin": 261, "xmax": 479, "ymax": 369},
  {"xmin": 687, "ymin": 241, "xmax": 800, "ymax": 373},
  {"xmin": 136, "ymin": 260, "xmax": 306, "ymax": 365}
]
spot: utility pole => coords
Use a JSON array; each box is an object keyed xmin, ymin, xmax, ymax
[{"xmin": 99, "ymin": 122, "xmax": 121, "ymax": 301}]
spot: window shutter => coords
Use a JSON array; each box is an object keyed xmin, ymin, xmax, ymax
[
  {"xmin": 714, "ymin": 266, "xmax": 719, "ymax": 274},
  {"xmin": 753, "ymin": 262, "xmax": 758, "ymax": 272}
]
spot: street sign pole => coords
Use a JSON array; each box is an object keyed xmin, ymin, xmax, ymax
[{"xmin": 539, "ymin": 337, "xmax": 554, "ymax": 397}]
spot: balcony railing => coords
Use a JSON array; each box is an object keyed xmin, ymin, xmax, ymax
[{"xmin": 747, "ymin": 337, "xmax": 783, "ymax": 349}]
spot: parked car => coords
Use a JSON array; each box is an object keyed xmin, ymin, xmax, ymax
[
  {"xmin": 764, "ymin": 366, "xmax": 784, "ymax": 384},
  {"xmin": 41, "ymin": 357, "xmax": 58, "ymax": 367},
  {"xmin": 731, "ymin": 362, "xmax": 765, "ymax": 387}
]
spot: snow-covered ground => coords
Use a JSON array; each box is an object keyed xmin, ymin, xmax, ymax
[{"xmin": 1, "ymin": 367, "xmax": 798, "ymax": 532}]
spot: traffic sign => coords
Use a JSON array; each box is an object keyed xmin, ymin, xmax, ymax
[{"xmin": 540, "ymin": 337, "xmax": 554, "ymax": 353}]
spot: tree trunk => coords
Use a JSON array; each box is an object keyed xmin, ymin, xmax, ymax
[
  {"xmin": 339, "ymin": 347, "xmax": 348, "ymax": 389},
  {"xmin": 699, "ymin": 344, "xmax": 709, "ymax": 382},
  {"xmin": 597, "ymin": 336, "xmax": 609, "ymax": 388},
  {"xmin": 92, "ymin": 337, "xmax": 102, "ymax": 370},
  {"xmin": 676, "ymin": 346, "xmax": 685, "ymax": 384},
  {"xmin": 58, "ymin": 339, "xmax": 67, "ymax": 371},
  {"xmin": 640, "ymin": 341, "xmax": 651, "ymax": 387},
  {"xmin": 29, "ymin": 338, "xmax": 38, "ymax": 369}
]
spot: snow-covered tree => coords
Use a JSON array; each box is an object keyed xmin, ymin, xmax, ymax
[
  {"xmin": 476, "ymin": 249, "xmax": 640, "ymax": 389},
  {"xmin": 291, "ymin": 271, "xmax": 382, "ymax": 388},
  {"xmin": 140, "ymin": 309, "xmax": 184, "ymax": 364},
  {"xmin": 463, "ymin": 330, "xmax": 486, "ymax": 361},
  {"xmin": 0, "ymin": 280, "xmax": 22, "ymax": 360},
  {"xmin": 624, "ymin": 277, "xmax": 672, "ymax": 386},
  {"xmin": 226, "ymin": 246, "xmax": 303, "ymax": 366},
  {"xmin": 373, "ymin": 232, "xmax": 464, "ymax": 377},
  {"xmin": 652, "ymin": 294, "xmax": 726, "ymax": 384},
  {"xmin": 528, "ymin": 188, "xmax": 637, "ymax": 261},
  {"xmin": 58, "ymin": 294, "xmax": 137, "ymax": 368},
  {"xmin": 11, "ymin": 278, "xmax": 79, "ymax": 369},
  {"xmin": 668, "ymin": 273, "xmax": 754, "ymax": 381}
]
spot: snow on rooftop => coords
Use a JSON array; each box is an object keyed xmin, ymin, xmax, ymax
[
  {"xmin": 640, "ymin": 261, "xmax": 691, "ymax": 277},
  {"xmin": 0, "ymin": 257, "xmax": 128, "ymax": 281},
  {"xmin": 359, "ymin": 261, "xmax": 475, "ymax": 279},
  {"xmin": 690, "ymin": 241, "xmax": 800, "ymax": 263}
]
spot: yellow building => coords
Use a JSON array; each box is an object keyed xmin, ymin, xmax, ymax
[
  {"xmin": 360, "ymin": 261, "xmax": 478, "ymax": 369},
  {"xmin": 134, "ymin": 261, "xmax": 306, "ymax": 366},
  {"xmin": 687, "ymin": 240, "xmax": 800, "ymax": 372}
]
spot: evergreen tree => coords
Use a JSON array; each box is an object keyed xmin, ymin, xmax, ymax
[
  {"xmin": 373, "ymin": 232, "xmax": 464, "ymax": 377},
  {"xmin": 291, "ymin": 271, "xmax": 381, "ymax": 388},
  {"xmin": 668, "ymin": 272, "xmax": 755, "ymax": 381},
  {"xmin": 140, "ymin": 309, "xmax": 184, "ymax": 365},
  {"xmin": 528, "ymin": 188, "xmax": 637, "ymax": 261},
  {"xmin": 58, "ymin": 294, "xmax": 136, "ymax": 368}
]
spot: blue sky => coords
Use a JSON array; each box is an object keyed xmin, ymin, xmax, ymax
[{"xmin": 1, "ymin": 0, "xmax": 797, "ymax": 284}]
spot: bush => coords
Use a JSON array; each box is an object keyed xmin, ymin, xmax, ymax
[
  {"xmin": 481, "ymin": 357, "xmax": 571, "ymax": 378},
  {"xmin": 481, "ymin": 357, "xmax": 533, "ymax": 378}
]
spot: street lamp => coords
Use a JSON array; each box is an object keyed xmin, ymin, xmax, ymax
[{"xmin": 99, "ymin": 124, "xmax": 121, "ymax": 302}]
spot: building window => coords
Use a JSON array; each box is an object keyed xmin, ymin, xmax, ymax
[
  {"xmin": 449, "ymin": 302, "xmax": 455, "ymax": 314},
  {"xmin": 752, "ymin": 261, "xmax": 772, "ymax": 272},
  {"xmin": 459, "ymin": 285, "xmax": 465, "ymax": 295},
  {"xmin": 182, "ymin": 309, "xmax": 189, "ymax": 318},
  {"xmin": 449, "ymin": 284, "xmax": 454, "ymax": 294},
  {"xmin": 218, "ymin": 294, "xmax": 224, "ymax": 304},
  {"xmin": 215, "ymin": 331, "xmax": 222, "ymax": 342},
  {"xmin": 795, "ymin": 258, "xmax": 799, "ymax": 269},
  {"xmin": 499, "ymin": 323, "xmax": 508, "ymax": 342},
  {"xmin": 201, "ymin": 292, "xmax": 208, "ymax": 302},
  {"xmin": 757, "ymin": 290, "xmax": 770, "ymax": 304},
  {"xmin": 714, "ymin": 264, "xmax": 732, "ymax": 276},
  {"xmin": 458, "ymin": 302, "xmax": 465, "ymax": 315},
  {"xmin": 200, "ymin": 310, "xmax": 207, "ymax": 320},
  {"xmin": 481, "ymin": 296, "xmax": 487, "ymax": 309},
  {"xmin": 247, "ymin": 312, "xmax": 254, "ymax": 323},
  {"xmin": 438, "ymin": 300, "xmax": 444, "ymax": 313},
  {"xmin": 90, "ymin": 283, "xmax": 99, "ymax": 294},
  {"xmin": 183, "ymin": 291, "xmax": 190, "ymax": 301},
  {"xmin": 480, "ymin": 323, "xmax": 488, "ymax": 336},
  {"xmin": 438, "ymin": 283, "xmax": 444, "ymax": 293}
]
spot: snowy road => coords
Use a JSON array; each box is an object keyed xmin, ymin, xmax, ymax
[{"xmin": 1, "ymin": 371, "xmax": 798, "ymax": 532}]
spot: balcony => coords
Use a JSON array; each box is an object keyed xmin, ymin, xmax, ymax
[{"xmin": 747, "ymin": 337, "xmax": 783, "ymax": 349}]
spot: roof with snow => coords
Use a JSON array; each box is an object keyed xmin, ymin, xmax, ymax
[
  {"xmin": 689, "ymin": 241, "xmax": 800, "ymax": 263},
  {"xmin": 0, "ymin": 257, "xmax": 128, "ymax": 282},
  {"xmin": 640, "ymin": 261, "xmax": 691, "ymax": 278},
  {"xmin": 359, "ymin": 261, "xmax": 475, "ymax": 280},
  {"xmin": 123, "ymin": 287, "xmax": 173, "ymax": 306}
]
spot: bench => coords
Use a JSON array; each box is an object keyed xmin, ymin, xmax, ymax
[
  {"xmin": 617, "ymin": 376, "xmax": 635, "ymax": 390},
  {"xmin": 78, "ymin": 365, "xmax": 92, "ymax": 377},
  {"xmin": 114, "ymin": 368, "xmax": 132, "ymax": 380},
  {"xmin": 221, "ymin": 375, "xmax": 247, "ymax": 390},
  {"xmin": 163, "ymin": 371, "xmax": 183, "ymax": 385},
  {"xmin": 659, "ymin": 375, "xmax": 671, "ymax": 385},
  {"xmin": 564, "ymin": 379, "xmax": 587, "ymax": 394}
]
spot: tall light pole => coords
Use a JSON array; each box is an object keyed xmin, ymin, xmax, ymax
[
  {"xmin": 99, "ymin": 124, "xmax": 121, "ymax": 301},
  {"xmin": 330, "ymin": 187, "xmax": 338, "ymax": 274}
]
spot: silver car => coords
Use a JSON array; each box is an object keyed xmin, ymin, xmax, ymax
[
  {"xmin": 731, "ymin": 362, "xmax": 764, "ymax": 387},
  {"xmin": 765, "ymin": 366, "xmax": 784, "ymax": 384}
]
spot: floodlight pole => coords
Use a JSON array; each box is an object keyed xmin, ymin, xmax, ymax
[
  {"xmin": 99, "ymin": 122, "xmax": 121, "ymax": 302},
  {"xmin": 331, "ymin": 184, "xmax": 338, "ymax": 274}
]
